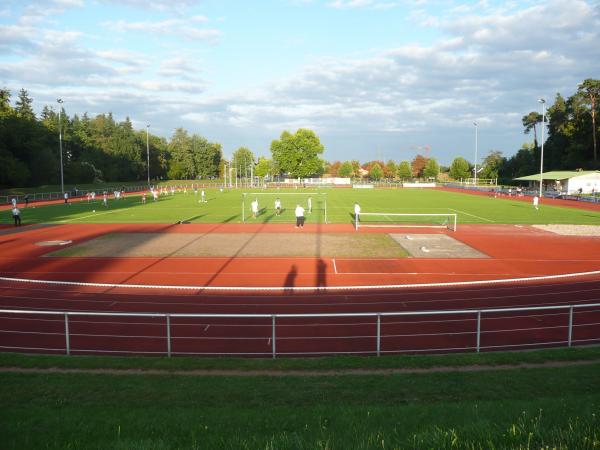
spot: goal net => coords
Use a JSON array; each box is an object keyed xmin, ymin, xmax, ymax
[
  {"xmin": 355, "ymin": 213, "xmax": 457, "ymax": 231},
  {"xmin": 242, "ymin": 192, "xmax": 327, "ymax": 223}
]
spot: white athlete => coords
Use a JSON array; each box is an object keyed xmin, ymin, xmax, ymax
[
  {"xmin": 251, "ymin": 198, "xmax": 259, "ymax": 218},
  {"xmin": 533, "ymin": 195, "xmax": 539, "ymax": 210},
  {"xmin": 354, "ymin": 202, "xmax": 361, "ymax": 221}
]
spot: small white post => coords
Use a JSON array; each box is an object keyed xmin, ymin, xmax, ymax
[
  {"xmin": 376, "ymin": 314, "xmax": 381, "ymax": 356},
  {"xmin": 568, "ymin": 306, "xmax": 573, "ymax": 347},
  {"xmin": 272, "ymin": 315, "xmax": 276, "ymax": 359},
  {"xmin": 476, "ymin": 311, "xmax": 481, "ymax": 352},
  {"xmin": 64, "ymin": 313, "xmax": 70, "ymax": 355},
  {"xmin": 166, "ymin": 314, "xmax": 172, "ymax": 357}
]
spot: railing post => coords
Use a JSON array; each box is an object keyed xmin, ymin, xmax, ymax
[
  {"xmin": 166, "ymin": 314, "xmax": 172, "ymax": 357},
  {"xmin": 272, "ymin": 315, "xmax": 276, "ymax": 359},
  {"xmin": 568, "ymin": 306, "xmax": 573, "ymax": 347},
  {"xmin": 376, "ymin": 314, "xmax": 381, "ymax": 356},
  {"xmin": 64, "ymin": 313, "xmax": 70, "ymax": 356},
  {"xmin": 476, "ymin": 311, "xmax": 481, "ymax": 353}
]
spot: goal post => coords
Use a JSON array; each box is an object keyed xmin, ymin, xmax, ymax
[
  {"xmin": 242, "ymin": 192, "xmax": 327, "ymax": 223},
  {"xmin": 355, "ymin": 213, "xmax": 457, "ymax": 231}
]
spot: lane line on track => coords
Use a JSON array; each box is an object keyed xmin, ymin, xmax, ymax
[
  {"xmin": 1, "ymin": 270, "xmax": 600, "ymax": 292},
  {"xmin": 332, "ymin": 258, "xmax": 338, "ymax": 274}
]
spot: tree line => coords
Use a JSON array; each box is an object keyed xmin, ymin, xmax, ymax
[{"xmin": 1, "ymin": 78, "xmax": 598, "ymax": 188}]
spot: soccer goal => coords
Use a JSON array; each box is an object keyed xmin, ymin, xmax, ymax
[
  {"xmin": 242, "ymin": 192, "xmax": 327, "ymax": 223},
  {"xmin": 355, "ymin": 213, "xmax": 457, "ymax": 231}
]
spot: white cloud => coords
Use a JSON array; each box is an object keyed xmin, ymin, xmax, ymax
[
  {"xmin": 105, "ymin": 17, "xmax": 221, "ymax": 43},
  {"xmin": 327, "ymin": 0, "xmax": 400, "ymax": 9}
]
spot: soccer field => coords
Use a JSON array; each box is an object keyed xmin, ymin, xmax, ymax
[{"xmin": 3, "ymin": 187, "xmax": 600, "ymax": 226}]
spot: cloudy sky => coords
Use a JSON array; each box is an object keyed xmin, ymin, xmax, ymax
[{"xmin": 1, "ymin": 0, "xmax": 599, "ymax": 165}]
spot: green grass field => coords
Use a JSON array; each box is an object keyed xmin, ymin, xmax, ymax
[
  {"xmin": 3, "ymin": 187, "xmax": 600, "ymax": 226},
  {"xmin": 1, "ymin": 348, "xmax": 600, "ymax": 449}
]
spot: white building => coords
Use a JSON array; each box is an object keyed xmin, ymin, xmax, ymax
[{"xmin": 514, "ymin": 171, "xmax": 600, "ymax": 194}]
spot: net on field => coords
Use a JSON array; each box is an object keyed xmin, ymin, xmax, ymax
[
  {"xmin": 242, "ymin": 192, "xmax": 327, "ymax": 223},
  {"xmin": 355, "ymin": 213, "xmax": 457, "ymax": 231}
]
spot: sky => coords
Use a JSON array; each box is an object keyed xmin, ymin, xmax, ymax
[{"xmin": 1, "ymin": 0, "xmax": 599, "ymax": 165}]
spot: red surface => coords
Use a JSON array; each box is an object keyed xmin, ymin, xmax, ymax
[{"xmin": 1, "ymin": 222, "xmax": 600, "ymax": 356}]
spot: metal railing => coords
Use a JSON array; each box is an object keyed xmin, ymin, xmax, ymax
[{"xmin": 0, "ymin": 303, "xmax": 599, "ymax": 357}]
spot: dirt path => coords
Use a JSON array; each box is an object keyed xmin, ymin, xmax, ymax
[{"xmin": 1, "ymin": 359, "xmax": 598, "ymax": 377}]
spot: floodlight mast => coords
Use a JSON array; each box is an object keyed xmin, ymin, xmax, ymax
[
  {"xmin": 57, "ymin": 98, "xmax": 64, "ymax": 194},
  {"xmin": 473, "ymin": 121, "xmax": 478, "ymax": 186},
  {"xmin": 538, "ymin": 98, "xmax": 546, "ymax": 198}
]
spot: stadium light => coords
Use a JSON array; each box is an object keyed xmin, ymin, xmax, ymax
[
  {"xmin": 473, "ymin": 121, "xmax": 478, "ymax": 186},
  {"xmin": 538, "ymin": 98, "xmax": 546, "ymax": 197},
  {"xmin": 146, "ymin": 124, "xmax": 150, "ymax": 186},
  {"xmin": 57, "ymin": 98, "xmax": 64, "ymax": 193}
]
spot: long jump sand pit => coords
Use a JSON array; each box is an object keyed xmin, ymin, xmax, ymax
[
  {"xmin": 391, "ymin": 234, "xmax": 489, "ymax": 258},
  {"xmin": 47, "ymin": 232, "xmax": 408, "ymax": 258}
]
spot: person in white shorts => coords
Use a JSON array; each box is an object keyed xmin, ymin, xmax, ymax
[
  {"xmin": 274, "ymin": 197, "xmax": 281, "ymax": 215},
  {"xmin": 251, "ymin": 198, "xmax": 259, "ymax": 218},
  {"xmin": 533, "ymin": 195, "xmax": 539, "ymax": 210}
]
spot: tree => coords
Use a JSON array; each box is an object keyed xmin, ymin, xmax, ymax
[
  {"xmin": 369, "ymin": 163, "xmax": 383, "ymax": 180},
  {"xmin": 15, "ymin": 88, "xmax": 35, "ymax": 120},
  {"xmin": 577, "ymin": 78, "xmax": 600, "ymax": 161},
  {"xmin": 384, "ymin": 160, "xmax": 397, "ymax": 179},
  {"xmin": 411, "ymin": 154, "xmax": 428, "ymax": 177},
  {"xmin": 327, "ymin": 160, "xmax": 341, "ymax": 177},
  {"xmin": 522, "ymin": 111, "xmax": 543, "ymax": 148},
  {"xmin": 270, "ymin": 128, "xmax": 325, "ymax": 177},
  {"xmin": 422, "ymin": 158, "xmax": 440, "ymax": 179},
  {"xmin": 338, "ymin": 161, "xmax": 354, "ymax": 178},
  {"xmin": 480, "ymin": 150, "xmax": 505, "ymax": 180},
  {"xmin": 449, "ymin": 157, "xmax": 470, "ymax": 180},
  {"xmin": 397, "ymin": 161, "xmax": 412, "ymax": 179},
  {"xmin": 254, "ymin": 157, "xmax": 278, "ymax": 178},
  {"xmin": 232, "ymin": 147, "xmax": 255, "ymax": 179}
]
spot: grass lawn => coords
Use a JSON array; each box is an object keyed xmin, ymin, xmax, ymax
[
  {"xmin": 3, "ymin": 187, "xmax": 600, "ymax": 226},
  {"xmin": 1, "ymin": 348, "xmax": 600, "ymax": 449}
]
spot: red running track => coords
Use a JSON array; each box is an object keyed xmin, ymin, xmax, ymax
[{"xmin": 1, "ymin": 222, "xmax": 600, "ymax": 356}]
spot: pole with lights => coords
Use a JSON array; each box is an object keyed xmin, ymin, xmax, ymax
[
  {"xmin": 57, "ymin": 99, "xmax": 64, "ymax": 193},
  {"xmin": 538, "ymin": 98, "xmax": 546, "ymax": 197},
  {"xmin": 473, "ymin": 121, "xmax": 478, "ymax": 186}
]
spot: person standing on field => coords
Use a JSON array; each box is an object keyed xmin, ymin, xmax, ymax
[
  {"xmin": 533, "ymin": 195, "xmax": 539, "ymax": 210},
  {"xmin": 354, "ymin": 202, "xmax": 361, "ymax": 222},
  {"xmin": 295, "ymin": 204, "xmax": 305, "ymax": 229},
  {"xmin": 251, "ymin": 198, "xmax": 259, "ymax": 218},
  {"xmin": 64, "ymin": 192, "xmax": 69, "ymax": 204},
  {"xmin": 275, "ymin": 197, "xmax": 281, "ymax": 215},
  {"xmin": 12, "ymin": 206, "xmax": 21, "ymax": 226},
  {"xmin": 11, "ymin": 197, "xmax": 17, "ymax": 208}
]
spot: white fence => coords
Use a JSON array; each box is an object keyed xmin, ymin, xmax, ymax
[{"xmin": 1, "ymin": 303, "xmax": 599, "ymax": 358}]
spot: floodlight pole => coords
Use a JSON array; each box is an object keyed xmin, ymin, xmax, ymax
[
  {"xmin": 538, "ymin": 98, "xmax": 546, "ymax": 197},
  {"xmin": 473, "ymin": 121, "xmax": 478, "ymax": 186},
  {"xmin": 57, "ymin": 98, "xmax": 64, "ymax": 193},
  {"xmin": 146, "ymin": 124, "xmax": 150, "ymax": 186}
]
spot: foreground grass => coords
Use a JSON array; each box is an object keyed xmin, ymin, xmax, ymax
[{"xmin": 2, "ymin": 349, "xmax": 600, "ymax": 449}]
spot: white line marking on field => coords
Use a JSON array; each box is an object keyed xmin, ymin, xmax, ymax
[
  {"xmin": 59, "ymin": 209, "xmax": 115, "ymax": 222},
  {"xmin": 204, "ymin": 324, "xmax": 210, "ymax": 331},
  {"xmin": 267, "ymin": 338, "xmax": 271, "ymax": 345},
  {"xmin": 332, "ymin": 258, "xmax": 338, "ymax": 274},
  {"xmin": 449, "ymin": 208, "xmax": 495, "ymax": 223}
]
